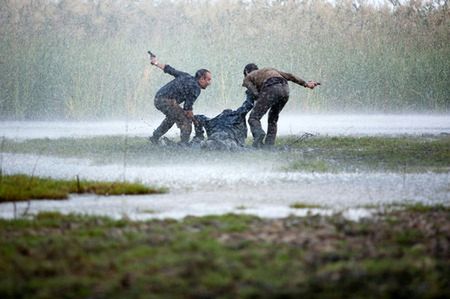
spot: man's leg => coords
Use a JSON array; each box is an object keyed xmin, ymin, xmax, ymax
[
  {"xmin": 150, "ymin": 98, "xmax": 176, "ymax": 144},
  {"xmin": 151, "ymin": 117, "xmax": 175, "ymax": 142},
  {"xmin": 152, "ymin": 98, "xmax": 192, "ymax": 144},
  {"xmin": 266, "ymin": 102, "xmax": 288, "ymax": 146},
  {"xmin": 265, "ymin": 85, "xmax": 289, "ymax": 146},
  {"xmin": 248, "ymin": 91, "xmax": 271, "ymax": 148},
  {"xmin": 178, "ymin": 121, "xmax": 192, "ymax": 144},
  {"xmin": 167, "ymin": 103, "xmax": 192, "ymax": 144}
]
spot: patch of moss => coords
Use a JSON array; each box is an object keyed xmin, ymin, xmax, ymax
[
  {"xmin": 402, "ymin": 203, "xmax": 450, "ymax": 213},
  {"xmin": 290, "ymin": 202, "xmax": 322, "ymax": 209},
  {"xmin": 0, "ymin": 174, "xmax": 166, "ymax": 202}
]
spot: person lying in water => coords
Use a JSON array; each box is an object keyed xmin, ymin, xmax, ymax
[{"xmin": 192, "ymin": 90, "xmax": 256, "ymax": 151}]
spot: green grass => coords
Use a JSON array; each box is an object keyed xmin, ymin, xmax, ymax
[
  {"xmin": 2, "ymin": 135, "xmax": 450, "ymax": 173},
  {"xmin": 403, "ymin": 203, "xmax": 450, "ymax": 213},
  {"xmin": 0, "ymin": 174, "xmax": 166, "ymax": 202},
  {"xmin": 290, "ymin": 202, "xmax": 322, "ymax": 209},
  {"xmin": 280, "ymin": 135, "xmax": 450, "ymax": 172},
  {"xmin": 0, "ymin": 209, "xmax": 448, "ymax": 299}
]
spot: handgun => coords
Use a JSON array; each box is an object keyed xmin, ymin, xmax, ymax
[{"xmin": 147, "ymin": 50, "xmax": 156, "ymax": 58}]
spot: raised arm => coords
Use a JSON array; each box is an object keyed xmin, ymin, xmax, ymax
[
  {"xmin": 150, "ymin": 54, "xmax": 166, "ymax": 70},
  {"xmin": 149, "ymin": 54, "xmax": 189, "ymax": 77}
]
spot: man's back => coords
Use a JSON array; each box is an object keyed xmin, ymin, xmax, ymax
[{"xmin": 155, "ymin": 65, "xmax": 201, "ymax": 111}]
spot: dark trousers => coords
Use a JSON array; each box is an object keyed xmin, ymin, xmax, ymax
[
  {"xmin": 248, "ymin": 83, "xmax": 289, "ymax": 147},
  {"xmin": 152, "ymin": 97, "xmax": 192, "ymax": 143}
]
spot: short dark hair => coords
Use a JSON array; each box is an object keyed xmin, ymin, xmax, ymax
[
  {"xmin": 195, "ymin": 69, "xmax": 210, "ymax": 80},
  {"xmin": 243, "ymin": 63, "xmax": 258, "ymax": 76}
]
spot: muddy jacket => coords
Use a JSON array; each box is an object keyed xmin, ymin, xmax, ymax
[
  {"xmin": 242, "ymin": 68, "xmax": 307, "ymax": 96},
  {"xmin": 194, "ymin": 91, "xmax": 255, "ymax": 147},
  {"xmin": 155, "ymin": 65, "xmax": 201, "ymax": 111}
]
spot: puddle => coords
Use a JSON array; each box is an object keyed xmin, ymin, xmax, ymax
[
  {"xmin": 1, "ymin": 152, "xmax": 448, "ymax": 220},
  {"xmin": 1, "ymin": 116, "xmax": 448, "ymax": 220}
]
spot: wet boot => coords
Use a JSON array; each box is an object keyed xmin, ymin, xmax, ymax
[
  {"xmin": 252, "ymin": 133, "xmax": 265, "ymax": 148},
  {"xmin": 179, "ymin": 121, "xmax": 192, "ymax": 146},
  {"xmin": 151, "ymin": 117, "xmax": 175, "ymax": 145},
  {"xmin": 149, "ymin": 135, "xmax": 160, "ymax": 145}
]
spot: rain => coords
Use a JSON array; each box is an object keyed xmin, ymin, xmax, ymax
[
  {"xmin": 1, "ymin": 1, "xmax": 450, "ymax": 297},
  {"xmin": 0, "ymin": 0, "xmax": 449, "ymax": 219}
]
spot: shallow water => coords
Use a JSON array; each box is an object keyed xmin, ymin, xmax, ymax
[
  {"xmin": 1, "ymin": 151, "xmax": 448, "ymax": 220},
  {"xmin": 1, "ymin": 115, "xmax": 449, "ymax": 220},
  {"xmin": 1, "ymin": 114, "xmax": 449, "ymax": 140}
]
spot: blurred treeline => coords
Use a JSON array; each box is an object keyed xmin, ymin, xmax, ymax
[{"xmin": 0, "ymin": 0, "xmax": 449, "ymax": 120}]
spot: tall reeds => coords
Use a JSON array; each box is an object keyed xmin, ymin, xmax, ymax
[{"xmin": 0, "ymin": 0, "xmax": 448, "ymax": 119}]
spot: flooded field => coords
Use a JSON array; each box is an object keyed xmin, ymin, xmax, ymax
[
  {"xmin": 1, "ymin": 114, "xmax": 449, "ymax": 220},
  {"xmin": 1, "ymin": 114, "xmax": 449, "ymax": 140}
]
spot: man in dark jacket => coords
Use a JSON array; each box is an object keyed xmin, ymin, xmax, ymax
[
  {"xmin": 242, "ymin": 63, "xmax": 319, "ymax": 148},
  {"xmin": 149, "ymin": 55, "xmax": 212, "ymax": 145},
  {"xmin": 193, "ymin": 91, "xmax": 255, "ymax": 150}
]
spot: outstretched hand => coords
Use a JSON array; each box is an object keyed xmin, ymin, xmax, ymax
[
  {"xmin": 305, "ymin": 81, "xmax": 320, "ymax": 89},
  {"xmin": 150, "ymin": 56, "xmax": 158, "ymax": 66}
]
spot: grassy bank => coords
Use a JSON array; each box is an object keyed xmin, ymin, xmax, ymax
[
  {"xmin": 0, "ymin": 207, "xmax": 448, "ymax": 298},
  {"xmin": 2, "ymin": 135, "xmax": 449, "ymax": 173},
  {"xmin": 0, "ymin": 174, "xmax": 166, "ymax": 202},
  {"xmin": 281, "ymin": 135, "xmax": 450, "ymax": 172}
]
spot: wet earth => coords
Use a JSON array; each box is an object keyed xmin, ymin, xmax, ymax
[{"xmin": 1, "ymin": 114, "xmax": 449, "ymax": 220}]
